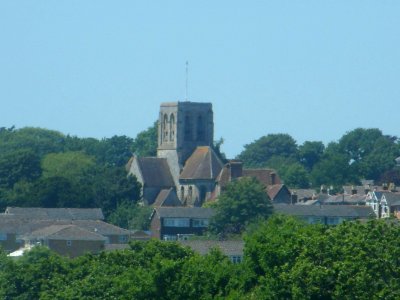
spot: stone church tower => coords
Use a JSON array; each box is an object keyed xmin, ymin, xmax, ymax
[{"xmin": 157, "ymin": 102, "xmax": 214, "ymax": 185}]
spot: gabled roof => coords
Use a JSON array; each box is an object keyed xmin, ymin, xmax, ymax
[
  {"xmin": 0, "ymin": 215, "xmax": 129, "ymax": 236},
  {"xmin": 5, "ymin": 207, "xmax": 104, "ymax": 220},
  {"xmin": 381, "ymin": 192, "xmax": 400, "ymax": 206},
  {"xmin": 152, "ymin": 207, "xmax": 215, "ymax": 219},
  {"xmin": 136, "ymin": 157, "xmax": 175, "ymax": 188},
  {"xmin": 180, "ymin": 146, "xmax": 223, "ymax": 180},
  {"xmin": 27, "ymin": 225, "xmax": 106, "ymax": 241},
  {"xmin": 153, "ymin": 188, "xmax": 182, "ymax": 207},
  {"xmin": 267, "ymin": 184, "xmax": 285, "ymax": 200},
  {"xmin": 242, "ymin": 169, "xmax": 281, "ymax": 186},
  {"xmin": 274, "ymin": 204, "xmax": 374, "ymax": 218}
]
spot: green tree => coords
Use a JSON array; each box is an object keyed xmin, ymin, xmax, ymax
[
  {"xmin": 338, "ymin": 128, "xmax": 400, "ymax": 180},
  {"xmin": 132, "ymin": 122, "xmax": 158, "ymax": 157},
  {"xmin": 0, "ymin": 149, "xmax": 42, "ymax": 188},
  {"xmin": 107, "ymin": 201, "xmax": 152, "ymax": 230},
  {"xmin": 210, "ymin": 177, "xmax": 273, "ymax": 235},
  {"xmin": 237, "ymin": 133, "xmax": 298, "ymax": 168},
  {"xmin": 279, "ymin": 162, "xmax": 310, "ymax": 188},
  {"xmin": 299, "ymin": 140, "xmax": 325, "ymax": 171}
]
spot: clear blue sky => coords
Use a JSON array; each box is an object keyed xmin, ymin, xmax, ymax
[{"xmin": 1, "ymin": 1, "xmax": 399, "ymax": 158}]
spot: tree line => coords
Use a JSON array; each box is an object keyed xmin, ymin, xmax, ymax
[
  {"xmin": 0, "ymin": 124, "xmax": 157, "ymax": 228},
  {"xmin": 1, "ymin": 216, "xmax": 400, "ymax": 299},
  {"xmin": 237, "ymin": 128, "xmax": 400, "ymax": 189}
]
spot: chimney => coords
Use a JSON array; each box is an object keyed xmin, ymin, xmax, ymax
[
  {"xmin": 291, "ymin": 191, "xmax": 298, "ymax": 204},
  {"xmin": 321, "ymin": 185, "xmax": 327, "ymax": 194},
  {"xmin": 270, "ymin": 173, "xmax": 276, "ymax": 185},
  {"xmin": 351, "ymin": 185, "xmax": 357, "ymax": 195},
  {"xmin": 390, "ymin": 183, "xmax": 397, "ymax": 192},
  {"xmin": 383, "ymin": 183, "xmax": 388, "ymax": 191},
  {"xmin": 229, "ymin": 161, "xmax": 243, "ymax": 180}
]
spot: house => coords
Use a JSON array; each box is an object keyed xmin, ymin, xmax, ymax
[
  {"xmin": 127, "ymin": 102, "xmax": 281, "ymax": 207},
  {"xmin": 179, "ymin": 239, "xmax": 244, "ymax": 263},
  {"xmin": 366, "ymin": 190, "xmax": 400, "ymax": 218},
  {"xmin": 0, "ymin": 207, "xmax": 131, "ymax": 256},
  {"xmin": 274, "ymin": 204, "xmax": 375, "ymax": 225},
  {"xmin": 322, "ymin": 194, "xmax": 367, "ymax": 206},
  {"xmin": 23, "ymin": 225, "xmax": 106, "ymax": 258},
  {"xmin": 4, "ymin": 207, "xmax": 104, "ymax": 220},
  {"xmin": 267, "ymin": 184, "xmax": 293, "ymax": 204},
  {"xmin": 150, "ymin": 207, "xmax": 214, "ymax": 240}
]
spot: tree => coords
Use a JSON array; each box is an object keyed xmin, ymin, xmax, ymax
[
  {"xmin": 338, "ymin": 128, "xmax": 400, "ymax": 180},
  {"xmin": 298, "ymin": 141, "xmax": 325, "ymax": 171},
  {"xmin": 237, "ymin": 133, "xmax": 298, "ymax": 168},
  {"xmin": 279, "ymin": 162, "xmax": 310, "ymax": 188},
  {"xmin": 107, "ymin": 201, "xmax": 152, "ymax": 230},
  {"xmin": 132, "ymin": 122, "xmax": 158, "ymax": 157},
  {"xmin": 0, "ymin": 149, "xmax": 42, "ymax": 188},
  {"xmin": 210, "ymin": 177, "xmax": 273, "ymax": 235}
]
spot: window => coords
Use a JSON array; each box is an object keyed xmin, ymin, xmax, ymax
[
  {"xmin": 170, "ymin": 114, "xmax": 175, "ymax": 141},
  {"xmin": 119, "ymin": 235, "xmax": 128, "ymax": 243},
  {"xmin": 184, "ymin": 114, "xmax": 193, "ymax": 141},
  {"xmin": 192, "ymin": 219, "xmax": 209, "ymax": 227},
  {"xmin": 66, "ymin": 240, "xmax": 72, "ymax": 246},
  {"xmin": 163, "ymin": 218, "xmax": 190, "ymax": 227},
  {"xmin": 163, "ymin": 235, "xmax": 177, "ymax": 241},
  {"xmin": 196, "ymin": 115, "xmax": 205, "ymax": 141},
  {"xmin": 230, "ymin": 256, "xmax": 243, "ymax": 264},
  {"xmin": 180, "ymin": 186, "xmax": 185, "ymax": 200},
  {"xmin": 327, "ymin": 217, "xmax": 339, "ymax": 225}
]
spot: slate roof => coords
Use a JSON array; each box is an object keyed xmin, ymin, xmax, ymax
[
  {"xmin": 274, "ymin": 204, "xmax": 374, "ymax": 218},
  {"xmin": 136, "ymin": 157, "xmax": 175, "ymax": 188},
  {"xmin": 0, "ymin": 215, "xmax": 129, "ymax": 236},
  {"xmin": 291, "ymin": 189, "xmax": 317, "ymax": 200},
  {"xmin": 180, "ymin": 146, "xmax": 223, "ymax": 180},
  {"xmin": 381, "ymin": 191, "xmax": 400, "ymax": 206},
  {"xmin": 153, "ymin": 207, "xmax": 215, "ymax": 219},
  {"xmin": 180, "ymin": 240, "xmax": 244, "ymax": 256},
  {"xmin": 342, "ymin": 185, "xmax": 370, "ymax": 195},
  {"xmin": 5, "ymin": 207, "xmax": 104, "ymax": 220},
  {"xmin": 242, "ymin": 169, "xmax": 281, "ymax": 186},
  {"xmin": 153, "ymin": 188, "xmax": 182, "ymax": 207},
  {"xmin": 27, "ymin": 225, "xmax": 106, "ymax": 241},
  {"xmin": 323, "ymin": 194, "xmax": 367, "ymax": 205}
]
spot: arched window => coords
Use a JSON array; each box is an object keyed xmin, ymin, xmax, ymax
[
  {"xmin": 163, "ymin": 114, "xmax": 168, "ymax": 142},
  {"xmin": 197, "ymin": 115, "xmax": 205, "ymax": 141},
  {"xmin": 188, "ymin": 186, "xmax": 193, "ymax": 201},
  {"xmin": 199, "ymin": 186, "xmax": 207, "ymax": 204},
  {"xmin": 180, "ymin": 186, "xmax": 185, "ymax": 200},
  {"xmin": 170, "ymin": 114, "xmax": 175, "ymax": 141},
  {"xmin": 184, "ymin": 114, "xmax": 193, "ymax": 141}
]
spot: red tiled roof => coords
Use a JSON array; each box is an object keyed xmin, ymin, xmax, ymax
[{"xmin": 242, "ymin": 169, "xmax": 281, "ymax": 186}]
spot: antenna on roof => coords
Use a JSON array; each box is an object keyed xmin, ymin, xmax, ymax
[{"xmin": 185, "ymin": 61, "xmax": 189, "ymax": 101}]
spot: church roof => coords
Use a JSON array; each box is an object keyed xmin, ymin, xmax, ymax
[
  {"xmin": 137, "ymin": 157, "xmax": 175, "ymax": 188},
  {"xmin": 180, "ymin": 146, "xmax": 223, "ymax": 180},
  {"xmin": 153, "ymin": 188, "xmax": 182, "ymax": 207}
]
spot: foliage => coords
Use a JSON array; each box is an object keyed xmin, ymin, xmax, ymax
[
  {"xmin": 210, "ymin": 177, "xmax": 273, "ymax": 235},
  {"xmin": 237, "ymin": 133, "xmax": 298, "ymax": 168},
  {"xmin": 3, "ymin": 217, "xmax": 400, "ymax": 299},
  {"xmin": 107, "ymin": 201, "xmax": 152, "ymax": 230},
  {"xmin": 132, "ymin": 121, "xmax": 158, "ymax": 157}
]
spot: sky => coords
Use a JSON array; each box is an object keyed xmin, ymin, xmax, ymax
[{"xmin": 1, "ymin": 1, "xmax": 399, "ymax": 158}]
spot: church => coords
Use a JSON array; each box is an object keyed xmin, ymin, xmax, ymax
[{"xmin": 126, "ymin": 101, "xmax": 281, "ymax": 207}]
